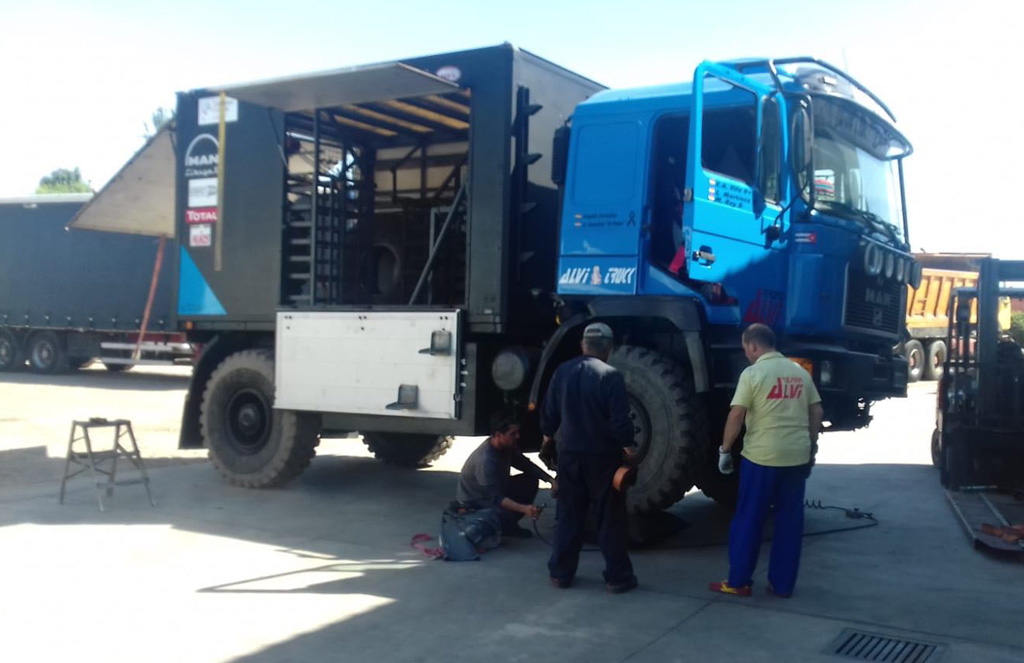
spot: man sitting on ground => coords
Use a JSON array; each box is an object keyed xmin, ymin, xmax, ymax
[{"xmin": 456, "ymin": 410, "xmax": 557, "ymax": 538}]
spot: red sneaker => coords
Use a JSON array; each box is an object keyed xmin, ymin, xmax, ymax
[{"xmin": 709, "ymin": 580, "xmax": 752, "ymax": 597}]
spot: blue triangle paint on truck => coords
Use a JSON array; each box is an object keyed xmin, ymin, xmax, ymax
[{"xmin": 178, "ymin": 247, "xmax": 226, "ymax": 316}]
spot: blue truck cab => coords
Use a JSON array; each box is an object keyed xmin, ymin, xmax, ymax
[{"xmin": 555, "ymin": 58, "xmax": 916, "ymax": 441}]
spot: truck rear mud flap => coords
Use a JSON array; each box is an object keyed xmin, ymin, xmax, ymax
[{"xmin": 945, "ymin": 489, "xmax": 1024, "ymax": 554}]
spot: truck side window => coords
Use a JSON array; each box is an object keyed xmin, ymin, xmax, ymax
[
  {"xmin": 759, "ymin": 98, "xmax": 781, "ymax": 203},
  {"xmin": 701, "ymin": 92, "xmax": 757, "ymax": 185},
  {"xmin": 571, "ymin": 122, "xmax": 639, "ymax": 203}
]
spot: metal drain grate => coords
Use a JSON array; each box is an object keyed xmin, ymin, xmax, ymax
[{"xmin": 829, "ymin": 629, "xmax": 942, "ymax": 662}]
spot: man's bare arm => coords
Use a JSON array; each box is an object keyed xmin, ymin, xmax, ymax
[
  {"xmin": 809, "ymin": 402, "xmax": 824, "ymax": 444},
  {"xmin": 722, "ymin": 406, "xmax": 747, "ymax": 452}
]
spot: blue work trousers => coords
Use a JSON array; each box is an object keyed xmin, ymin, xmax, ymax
[{"xmin": 728, "ymin": 458, "xmax": 807, "ymax": 595}]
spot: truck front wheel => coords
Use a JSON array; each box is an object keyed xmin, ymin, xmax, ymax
[
  {"xmin": 609, "ymin": 345, "xmax": 708, "ymax": 514},
  {"xmin": 363, "ymin": 432, "xmax": 452, "ymax": 468},
  {"xmin": 200, "ymin": 349, "xmax": 321, "ymax": 487},
  {"xmin": 0, "ymin": 329, "xmax": 23, "ymax": 372}
]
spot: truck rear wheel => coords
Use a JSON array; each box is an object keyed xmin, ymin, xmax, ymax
[
  {"xmin": 363, "ymin": 432, "xmax": 452, "ymax": 468},
  {"xmin": 0, "ymin": 329, "xmax": 23, "ymax": 372},
  {"xmin": 924, "ymin": 341, "xmax": 946, "ymax": 381},
  {"xmin": 609, "ymin": 345, "xmax": 707, "ymax": 514},
  {"xmin": 27, "ymin": 331, "xmax": 68, "ymax": 374},
  {"xmin": 200, "ymin": 349, "xmax": 321, "ymax": 487},
  {"xmin": 905, "ymin": 340, "xmax": 924, "ymax": 383}
]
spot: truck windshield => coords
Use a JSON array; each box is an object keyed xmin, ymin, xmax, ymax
[{"xmin": 804, "ymin": 96, "xmax": 910, "ymax": 242}]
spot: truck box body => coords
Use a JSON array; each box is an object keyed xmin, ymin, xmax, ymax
[
  {"xmin": 174, "ymin": 45, "xmax": 604, "ymax": 337},
  {"xmin": 0, "ymin": 196, "xmax": 175, "ymax": 333}
]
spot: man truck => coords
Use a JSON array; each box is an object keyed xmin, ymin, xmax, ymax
[{"xmin": 101, "ymin": 46, "xmax": 915, "ymax": 512}]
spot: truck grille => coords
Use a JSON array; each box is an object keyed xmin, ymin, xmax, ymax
[{"xmin": 845, "ymin": 268, "xmax": 902, "ymax": 335}]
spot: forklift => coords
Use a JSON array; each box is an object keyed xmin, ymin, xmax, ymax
[{"xmin": 933, "ymin": 258, "xmax": 1024, "ymax": 552}]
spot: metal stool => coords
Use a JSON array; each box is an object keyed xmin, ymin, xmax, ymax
[{"xmin": 59, "ymin": 418, "xmax": 155, "ymax": 512}]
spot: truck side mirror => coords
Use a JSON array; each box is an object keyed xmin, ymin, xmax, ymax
[{"xmin": 790, "ymin": 101, "xmax": 814, "ymax": 208}]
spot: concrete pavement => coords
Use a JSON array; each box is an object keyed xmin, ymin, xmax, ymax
[{"xmin": 1, "ymin": 372, "xmax": 1021, "ymax": 662}]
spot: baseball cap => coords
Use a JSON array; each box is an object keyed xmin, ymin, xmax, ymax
[{"xmin": 583, "ymin": 322, "xmax": 614, "ymax": 340}]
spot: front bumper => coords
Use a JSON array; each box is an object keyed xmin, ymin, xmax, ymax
[{"xmin": 783, "ymin": 342, "xmax": 908, "ymax": 400}]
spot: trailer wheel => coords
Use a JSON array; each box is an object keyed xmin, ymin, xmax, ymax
[
  {"xmin": 905, "ymin": 340, "xmax": 925, "ymax": 383},
  {"xmin": 363, "ymin": 432, "xmax": 453, "ymax": 468},
  {"xmin": 931, "ymin": 428, "xmax": 943, "ymax": 468},
  {"xmin": 27, "ymin": 331, "xmax": 68, "ymax": 374},
  {"xmin": 102, "ymin": 362, "xmax": 133, "ymax": 373},
  {"xmin": 201, "ymin": 349, "xmax": 321, "ymax": 488},
  {"xmin": 924, "ymin": 341, "xmax": 946, "ymax": 381},
  {"xmin": 609, "ymin": 345, "xmax": 707, "ymax": 514},
  {"xmin": 0, "ymin": 329, "xmax": 23, "ymax": 372}
]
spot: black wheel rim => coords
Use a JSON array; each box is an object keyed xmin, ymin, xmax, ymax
[
  {"xmin": 627, "ymin": 395, "xmax": 653, "ymax": 463},
  {"xmin": 32, "ymin": 340, "xmax": 55, "ymax": 370},
  {"xmin": 225, "ymin": 388, "xmax": 272, "ymax": 454}
]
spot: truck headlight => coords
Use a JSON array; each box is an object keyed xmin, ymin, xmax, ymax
[
  {"xmin": 895, "ymin": 258, "xmax": 906, "ymax": 283},
  {"xmin": 492, "ymin": 348, "xmax": 531, "ymax": 391},
  {"xmin": 864, "ymin": 243, "xmax": 883, "ymax": 276},
  {"xmin": 884, "ymin": 252, "xmax": 895, "ymax": 279},
  {"xmin": 820, "ymin": 360, "xmax": 834, "ymax": 386}
]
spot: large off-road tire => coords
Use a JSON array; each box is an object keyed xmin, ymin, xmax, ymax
[
  {"xmin": 931, "ymin": 428, "xmax": 942, "ymax": 468},
  {"xmin": 200, "ymin": 349, "xmax": 321, "ymax": 487},
  {"xmin": 363, "ymin": 432, "xmax": 453, "ymax": 468},
  {"xmin": 0, "ymin": 329, "xmax": 23, "ymax": 372},
  {"xmin": 608, "ymin": 346, "xmax": 708, "ymax": 514},
  {"xmin": 924, "ymin": 340, "xmax": 946, "ymax": 381},
  {"xmin": 905, "ymin": 340, "xmax": 925, "ymax": 383},
  {"xmin": 27, "ymin": 331, "xmax": 68, "ymax": 374}
]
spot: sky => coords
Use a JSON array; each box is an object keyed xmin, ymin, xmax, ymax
[{"xmin": 0, "ymin": 0, "xmax": 1021, "ymax": 255}]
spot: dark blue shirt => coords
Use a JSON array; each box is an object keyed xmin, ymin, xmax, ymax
[
  {"xmin": 540, "ymin": 355, "xmax": 635, "ymax": 455},
  {"xmin": 456, "ymin": 439, "xmax": 551, "ymax": 509}
]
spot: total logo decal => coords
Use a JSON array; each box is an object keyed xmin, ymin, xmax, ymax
[
  {"xmin": 185, "ymin": 207, "xmax": 218, "ymax": 224},
  {"xmin": 559, "ymin": 265, "xmax": 638, "ymax": 286}
]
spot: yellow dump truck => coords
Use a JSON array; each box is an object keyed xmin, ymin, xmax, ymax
[{"xmin": 905, "ymin": 253, "xmax": 1011, "ymax": 381}]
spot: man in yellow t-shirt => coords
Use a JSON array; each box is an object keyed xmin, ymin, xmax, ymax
[{"xmin": 709, "ymin": 323, "xmax": 823, "ymax": 598}]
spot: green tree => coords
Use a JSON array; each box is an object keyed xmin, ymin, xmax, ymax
[
  {"xmin": 1011, "ymin": 312, "xmax": 1024, "ymax": 346},
  {"xmin": 35, "ymin": 167, "xmax": 92, "ymax": 194},
  {"xmin": 144, "ymin": 106, "xmax": 175, "ymax": 138}
]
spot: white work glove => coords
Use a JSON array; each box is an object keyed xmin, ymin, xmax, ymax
[{"xmin": 718, "ymin": 447, "xmax": 735, "ymax": 475}]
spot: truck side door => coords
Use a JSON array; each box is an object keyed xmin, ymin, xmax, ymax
[{"xmin": 683, "ymin": 62, "xmax": 787, "ymax": 286}]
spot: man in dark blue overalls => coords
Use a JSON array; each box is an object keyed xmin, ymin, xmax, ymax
[{"xmin": 541, "ymin": 322, "xmax": 638, "ymax": 593}]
